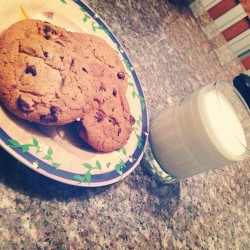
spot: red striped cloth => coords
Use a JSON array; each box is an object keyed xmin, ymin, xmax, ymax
[{"xmin": 206, "ymin": 0, "xmax": 250, "ymax": 69}]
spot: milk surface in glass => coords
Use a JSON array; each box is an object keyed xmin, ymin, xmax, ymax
[{"xmin": 149, "ymin": 84, "xmax": 247, "ymax": 180}]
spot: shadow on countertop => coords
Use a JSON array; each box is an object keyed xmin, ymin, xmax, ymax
[
  {"xmin": 0, "ymin": 146, "xmax": 180, "ymax": 207},
  {"xmin": 0, "ymin": 147, "xmax": 110, "ymax": 201},
  {"xmin": 127, "ymin": 164, "xmax": 181, "ymax": 218}
]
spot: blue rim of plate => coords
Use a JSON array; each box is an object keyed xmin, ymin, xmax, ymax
[{"xmin": 0, "ymin": 0, "xmax": 149, "ymax": 186}]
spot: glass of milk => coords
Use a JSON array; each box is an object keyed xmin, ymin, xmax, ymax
[{"xmin": 142, "ymin": 77, "xmax": 250, "ymax": 183}]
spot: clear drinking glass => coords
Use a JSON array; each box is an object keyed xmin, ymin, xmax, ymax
[{"xmin": 142, "ymin": 79, "xmax": 250, "ymax": 183}]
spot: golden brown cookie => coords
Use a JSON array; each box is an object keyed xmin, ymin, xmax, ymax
[
  {"xmin": 76, "ymin": 63, "xmax": 134, "ymax": 152},
  {"xmin": 0, "ymin": 19, "xmax": 134, "ymax": 152},
  {"xmin": 0, "ymin": 19, "xmax": 94, "ymax": 125},
  {"xmin": 71, "ymin": 32, "xmax": 128, "ymax": 95}
]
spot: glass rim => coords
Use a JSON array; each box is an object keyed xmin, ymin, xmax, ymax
[{"xmin": 213, "ymin": 80, "xmax": 250, "ymax": 158}]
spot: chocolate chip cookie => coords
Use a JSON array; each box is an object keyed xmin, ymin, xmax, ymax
[
  {"xmin": 0, "ymin": 19, "xmax": 134, "ymax": 152},
  {"xmin": 0, "ymin": 19, "xmax": 94, "ymax": 125},
  {"xmin": 71, "ymin": 32, "xmax": 128, "ymax": 95},
  {"xmin": 76, "ymin": 63, "xmax": 134, "ymax": 152}
]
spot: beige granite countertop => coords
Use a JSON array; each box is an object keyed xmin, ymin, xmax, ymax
[{"xmin": 0, "ymin": 0, "xmax": 249, "ymax": 249}]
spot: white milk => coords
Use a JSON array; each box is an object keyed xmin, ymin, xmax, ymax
[
  {"xmin": 149, "ymin": 84, "xmax": 248, "ymax": 179},
  {"xmin": 201, "ymin": 89, "xmax": 246, "ymax": 159}
]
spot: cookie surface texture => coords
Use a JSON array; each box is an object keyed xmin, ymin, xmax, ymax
[
  {"xmin": 0, "ymin": 19, "xmax": 134, "ymax": 152},
  {"xmin": 0, "ymin": 19, "xmax": 93, "ymax": 125},
  {"xmin": 71, "ymin": 32, "xmax": 128, "ymax": 95},
  {"xmin": 77, "ymin": 63, "xmax": 133, "ymax": 152}
]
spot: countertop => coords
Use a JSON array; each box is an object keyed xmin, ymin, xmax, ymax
[{"xmin": 0, "ymin": 0, "xmax": 249, "ymax": 249}]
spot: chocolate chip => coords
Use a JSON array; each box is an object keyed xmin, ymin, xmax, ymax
[
  {"xmin": 17, "ymin": 96, "xmax": 32, "ymax": 113},
  {"xmin": 43, "ymin": 51, "xmax": 49, "ymax": 57},
  {"xmin": 82, "ymin": 67, "xmax": 88, "ymax": 73},
  {"xmin": 130, "ymin": 115, "xmax": 135, "ymax": 125},
  {"xmin": 43, "ymin": 25, "xmax": 57, "ymax": 35},
  {"xmin": 70, "ymin": 59, "xmax": 75, "ymax": 69},
  {"xmin": 25, "ymin": 66, "xmax": 36, "ymax": 76},
  {"xmin": 95, "ymin": 111, "xmax": 104, "ymax": 122},
  {"xmin": 118, "ymin": 128, "xmax": 122, "ymax": 136},
  {"xmin": 50, "ymin": 106, "xmax": 61, "ymax": 115},
  {"xmin": 94, "ymin": 98, "xmax": 101, "ymax": 105},
  {"xmin": 112, "ymin": 88, "xmax": 117, "ymax": 97},
  {"xmin": 117, "ymin": 72, "xmax": 125, "ymax": 80},
  {"xmin": 40, "ymin": 114, "xmax": 58, "ymax": 124},
  {"xmin": 44, "ymin": 35, "xmax": 50, "ymax": 40},
  {"xmin": 51, "ymin": 29, "xmax": 57, "ymax": 35},
  {"xmin": 55, "ymin": 41, "xmax": 65, "ymax": 47},
  {"xmin": 43, "ymin": 25, "xmax": 52, "ymax": 33},
  {"xmin": 61, "ymin": 77, "xmax": 65, "ymax": 87},
  {"xmin": 109, "ymin": 117, "xmax": 116, "ymax": 126}
]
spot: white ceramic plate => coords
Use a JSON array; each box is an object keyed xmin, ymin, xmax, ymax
[{"xmin": 0, "ymin": 0, "xmax": 148, "ymax": 187}]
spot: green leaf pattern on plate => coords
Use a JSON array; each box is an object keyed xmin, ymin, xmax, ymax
[
  {"xmin": 114, "ymin": 159, "xmax": 125, "ymax": 173},
  {"xmin": 116, "ymin": 147, "xmax": 127, "ymax": 156},
  {"xmin": 90, "ymin": 22, "xmax": 110, "ymax": 35},
  {"xmin": 6, "ymin": 139, "xmax": 61, "ymax": 168},
  {"xmin": 77, "ymin": 5, "xmax": 110, "ymax": 34},
  {"xmin": 83, "ymin": 14, "xmax": 90, "ymax": 23},
  {"xmin": 73, "ymin": 160, "xmax": 102, "ymax": 185},
  {"xmin": 128, "ymin": 82, "xmax": 146, "ymax": 110},
  {"xmin": 73, "ymin": 156, "xmax": 128, "ymax": 185},
  {"xmin": 79, "ymin": 7, "xmax": 86, "ymax": 12},
  {"xmin": 6, "ymin": 130, "xmax": 142, "ymax": 183},
  {"xmin": 133, "ymin": 116, "xmax": 143, "ymax": 149},
  {"xmin": 122, "ymin": 59, "xmax": 133, "ymax": 72}
]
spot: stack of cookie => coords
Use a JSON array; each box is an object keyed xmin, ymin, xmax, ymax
[{"xmin": 0, "ymin": 20, "xmax": 135, "ymax": 152}]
